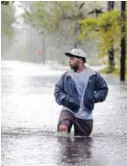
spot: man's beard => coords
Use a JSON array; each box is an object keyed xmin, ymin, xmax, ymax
[{"xmin": 70, "ymin": 65, "xmax": 78, "ymax": 72}]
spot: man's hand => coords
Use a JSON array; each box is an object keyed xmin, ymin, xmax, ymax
[{"xmin": 62, "ymin": 95, "xmax": 79, "ymax": 113}]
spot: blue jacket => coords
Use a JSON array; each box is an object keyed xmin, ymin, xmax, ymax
[{"xmin": 54, "ymin": 67, "xmax": 108, "ymax": 114}]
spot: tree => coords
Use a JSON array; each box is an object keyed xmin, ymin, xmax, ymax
[
  {"xmin": 120, "ymin": 1, "xmax": 126, "ymax": 81},
  {"xmin": 24, "ymin": 1, "xmax": 83, "ymax": 47},
  {"xmin": 107, "ymin": 1, "xmax": 115, "ymax": 73},
  {"xmin": 80, "ymin": 10, "xmax": 122, "ymax": 54},
  {"xmin": 80, "ymin": 6, "xmax": 127, "ymax": 78},
  {"xmin": 86, "ymin": 1, "xmax": 115, "ymax": 72},
  {"xmin": 1, "ymin": 1, "xmax": 10, "ymax": 5},
  {"xmin": 1, "ymin": 2, "xmax": 15, "ymax": 54},
  {"xmin": 23, "ymin": 1, "xmax": 106, "ymax": 48}
]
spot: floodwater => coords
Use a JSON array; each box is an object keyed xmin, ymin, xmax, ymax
[{"xmin": 1, "ymin": 60, "xmax": 127, "ymax": 166}]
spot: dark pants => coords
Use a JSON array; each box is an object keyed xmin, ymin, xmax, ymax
[{"xmin": 57, "ymin": 110, "xmax": 93, "ymax": 136}]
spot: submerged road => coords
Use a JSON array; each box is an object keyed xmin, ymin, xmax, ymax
[{"xmin": 1, "ymin": 60, "xmax": 127, "ymax": 166}]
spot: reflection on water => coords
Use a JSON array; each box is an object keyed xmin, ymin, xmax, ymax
[
  {"xmin": 1, "ymin": 60, "xmax": 127, "ymax": 166},
  {"xmin": 57, "ymin": 137, "xmax": 93, "ymax": 166}
]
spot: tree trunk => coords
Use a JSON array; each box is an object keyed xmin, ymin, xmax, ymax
[
  {"xmin": 107, "ymin": 1, "xmax": 115, "ymax": 73},
  {"xmin": 74, "ymin": 23, "xmax": 81, "ymax": 48},
  {"xmin": 120, "ymin": 1, "xmax": 126, "ymax": 81}
]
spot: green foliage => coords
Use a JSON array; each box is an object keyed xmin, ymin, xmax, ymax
[
  {"xmin": 23, "ymin": 1, "xmax": 106, "ymax": 43},
  {"xmin": 23, "ymin": 1, "xmax": 126, "ymax": 76},
  {"xmin": 101, "ymin": 54, "xmax": 127, "ymax": 77},
  {"xmin": 1, "ymin": 2, "xmax": 15, "ymax": 50},
  {"xmin": 100, "ymin": 66, "xmax": 111, "ymax": 74},
  {"xmin": 80, "ymin": 10, "xmax": 127, "ymax": 57},
  {"xmin": 114, "ymin": 54, "xmax": 127, "ymax": 76},
  {"xmin": 1, "ymin": 1, "xmax": 10, "ymax": 5},
  {"xmin": 24, "ymin": 2, "xmax": 76, "ymax": 33},
  {"xmin": 24, "ymin": 2, "xmax": 80, "ymax": 46}
]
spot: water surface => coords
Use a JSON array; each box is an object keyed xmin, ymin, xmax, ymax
[{"xmin": 1, "ymin": 60, "xmax": 127, "ymax": 166}]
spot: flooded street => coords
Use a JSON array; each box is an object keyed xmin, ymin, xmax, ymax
[{"xmin": 1, "ymin": 60, "xmax": 127, "ymax": 166}]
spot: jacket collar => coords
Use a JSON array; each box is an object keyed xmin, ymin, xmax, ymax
[{"xmin": 66, "ymin": 66, "xmax": 96, "ymax": 77}]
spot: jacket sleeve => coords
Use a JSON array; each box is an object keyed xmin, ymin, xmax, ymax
[
  {"xmin": 93, "ymin": 73, "xmax": 108, "ymax": 103},
  {"xmin": 54, "ymin": 74, "xmax": 66, "ymax": 105},
  {"xmin": 54, "ymin": 74, "xmax": 79, "ymax": 112}
]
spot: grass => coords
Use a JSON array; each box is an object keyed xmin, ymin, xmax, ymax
[{"xmin": 100, "ymin": 65, "xmax": 127, "ymax": 78}]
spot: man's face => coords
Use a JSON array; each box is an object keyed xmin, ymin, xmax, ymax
[{"xmin": 68, "ymin": 56, "xmax": 81, "ymax": 71}]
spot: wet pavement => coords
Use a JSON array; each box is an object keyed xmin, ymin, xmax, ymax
[{"xmin": 1, "ymin": 60, "xmax": 127, "ymax": 166}]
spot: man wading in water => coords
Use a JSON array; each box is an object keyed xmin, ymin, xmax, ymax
[{"xmin": 54, "ymin": 48, "xmax": 108, "ymax": 136}]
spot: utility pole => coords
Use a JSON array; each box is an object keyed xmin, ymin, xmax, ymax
[
  {"xmin": 107, "ymin": 1, "xmax": 115, "ymax": 73},
  {"xmin": 120, "ymin": 1, "xmax": 126, "ymax": 81}
]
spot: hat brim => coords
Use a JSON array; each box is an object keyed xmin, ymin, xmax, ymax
[
  {"xmin": 65, "ymin": 52, "xmax": 85, "ymax": 59},
  {"xmin": 65, "ymin": 52, "xmax": 76, "ymax": 57}
]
